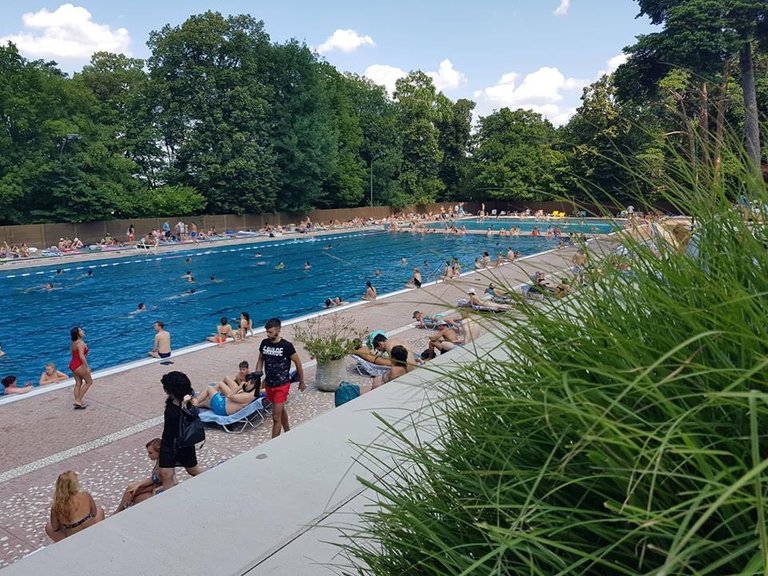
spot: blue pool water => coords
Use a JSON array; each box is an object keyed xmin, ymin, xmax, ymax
[
  {"xmin": 429, "ymin": 218, "xmax": 619, "ymax": 233},
  {"xmin": 0, "ymin": 231, "xmax": 567, "ymax": 383}
]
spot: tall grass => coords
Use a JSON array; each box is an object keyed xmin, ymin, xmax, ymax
[{"xmin": 340, "ymin": 147, "xmax": 768, "ymax": 575}]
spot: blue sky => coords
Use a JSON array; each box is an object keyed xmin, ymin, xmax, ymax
[{"xmin": 0, "ymin": 1, "xmax": 656, "ymax": 124}]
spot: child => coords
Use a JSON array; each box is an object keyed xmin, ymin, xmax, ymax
[
  {"xmin": 114, "ymin": 438, "xmax": 162, "ymax": 513},
  {"xmin": 256, "ymin": 318, "xmax": 305, "ymax": 438}
]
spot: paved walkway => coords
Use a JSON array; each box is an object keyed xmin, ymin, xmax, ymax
[{"xmin": 0, "ymin": 233, "xmax": 620, "ymax": 568}]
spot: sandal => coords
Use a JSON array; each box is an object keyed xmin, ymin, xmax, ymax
[{"xmin": 73, "ymin": 403, "xmax": 88, "ymax": 410}]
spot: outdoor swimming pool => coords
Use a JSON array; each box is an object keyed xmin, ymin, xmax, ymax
[
  {"xmin": 428, "ymin": 217, "xmax": 619, "ymax": 233},
  {"xmin": 0, "ymin": 230, "xmax": 566, "ymax": 384}
]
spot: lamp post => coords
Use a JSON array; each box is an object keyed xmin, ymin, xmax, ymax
[{"xmin": 369, "ymin": 152, "xmax": 384, "ymax": 208}]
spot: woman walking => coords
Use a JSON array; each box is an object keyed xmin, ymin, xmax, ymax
[
  {"xmin": 158, "ymin": 371, "xmax": 202, "ymax": 491},
  {"xmin": 69, "ymin": 326, "xmax": 92, "ymax": 409}
]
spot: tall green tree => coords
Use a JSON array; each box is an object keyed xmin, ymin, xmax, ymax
[
  {"xmin": 622, "ymin": 0, "xmax": 768, "ymax": 169},
  {"xmin": 394, "ymin": 72, "xmax": 444, "ymax": 205},
  {"xmin": 471, "ymin": 108, "xmax": 566, "ymax": 201},
  {"xmin": 147, "ymin": 12, "xmax": 277, "ymax": 214},
  {"xmin": 435, "ymin": 96, "xmax": 475, "ymax": 200}
]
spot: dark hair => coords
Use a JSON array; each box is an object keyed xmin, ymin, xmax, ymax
[
  {"xmin": 1, "ymin": 375, "xmax": 16, "ymax": 387},
  {"xmin": 366, "ymin": 281, "xmax": 373, "ymax": 288},
  {"xmin": 70, "ymin": 327, "xmax": 81, "ymax": 341},
  {"xmin": 155, "ymin": 320, "xmax": 164, "ymax": 328},
  {"xmin": 391, "ymin": 345, "xmax": 408, "ymax": 366},
  {"xmin": 161, "ymin": 371, "xmax": 193, "ymax": 402},
  {"xmin": 265, "ymin": 318, "xmax": 281, "ymax": 330},
  {"xmin": 324, "ymin": 298, "xmax": 332, "ymax": 308},
  {"xmin": 238, "ymin": 360, "xmax": 249, "ymax": 369},
  {"xmin": 145, "ymin": 438, "xmax": 161, "ymax": 450},
  {"xmin": 241, "ymin": 312, "xmax": 250, "ymax": 321},
  {"xmin": 372, "ymin": 333, "xmax": 387, "ymax": 348},
  {"xmin": 220, "ymin": 317, "xmax": 228, "ymax": 325}
]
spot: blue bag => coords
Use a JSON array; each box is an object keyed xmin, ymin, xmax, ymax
[{"xmin": 335, "ymin": 381, "xmax": 360, "ymax": 407}]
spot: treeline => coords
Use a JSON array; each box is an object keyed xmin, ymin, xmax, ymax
[{"xmin": 0, "ymin": 2, "xmax": 766, "ymax": 224}]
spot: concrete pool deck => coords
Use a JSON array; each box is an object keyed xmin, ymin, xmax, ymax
[{"xmin": 0, "ymin": 233, "xmax": 623, "ymax": 569}]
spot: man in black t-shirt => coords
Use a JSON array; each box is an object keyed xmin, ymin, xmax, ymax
[{"xmin": 256, "ymin": 318, "xmax": 305, "ymax": 438}]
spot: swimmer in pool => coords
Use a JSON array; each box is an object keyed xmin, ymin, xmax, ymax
[
  {"xmin": 182, "ymin": 271, "xmax": 193, "ymax": 280},
  {"xmin": 209, "ymin": 275, "xmax": 223, "ymax": 283},
  {"xmin": 275, "ymin": 262, "xmax": 285, "ymax": 270},
  {"xmin": 254, "ymin": 251, "xmax": 262, "ymax": 258},
  {"xmin": 303, "ymin": 261, "xmax": 311, "ymax": 271},
  {"xmin": 77, "ymin": 270, "xmax": 94, "ymax": 279},
  {"xmin": 374, "ymin": 269, "xmax": 382, "ymax": 277},
  {"xmin": 0, "ymin": 343, "xmax": 4, "ymax": 358}
]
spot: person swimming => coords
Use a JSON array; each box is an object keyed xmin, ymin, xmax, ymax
[
  {"xmin": 303, "ymin": 261, "xmax": 311, "ymax": 271},
  {"xmin": 209, "ymin": 275, "xmax": 223, "ymax": 283},
  {"xmin": 275, "ymin": 262, "xmax": 285, "ymax": 270}
]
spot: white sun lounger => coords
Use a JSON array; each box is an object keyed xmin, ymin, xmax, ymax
[{"xmin": 198, "ymin": 395, "xmax": 271, "ymax": 434}]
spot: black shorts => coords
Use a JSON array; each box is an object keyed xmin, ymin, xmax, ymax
[{"xmin": 159, "ymin": 441, "xmax": 197, "ymax": 469}]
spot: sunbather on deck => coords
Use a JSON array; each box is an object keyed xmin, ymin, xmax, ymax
[{"xmin": 190, "ymin": 376, "xmax": 260, "ymax": 416}]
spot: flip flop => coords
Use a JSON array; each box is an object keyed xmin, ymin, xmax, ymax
[{"xmin": 73, "ymin": 403, "xmax": 88, "ymax": 410}]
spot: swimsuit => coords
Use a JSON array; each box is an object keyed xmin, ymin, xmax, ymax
[
  {"xmin": 158, "ymin": 351, "xmax": 171, "ymax": 359},
  {"xmin": 62, "ymin": 512, "xmax": 93, "ymax": 531},
  {"xmin": 68, "ymin": 345, "xmax": 89, "ymax": 372},
  {"xmin": 210, "ymin": 392, "xmax": 228, "ymax": 416}
]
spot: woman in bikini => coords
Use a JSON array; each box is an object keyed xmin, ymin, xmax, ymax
[
  {"xmin": 237, "ymin": 312, "xmax": 253, "ymax": 341},
  {"xmin": 114, "ymin": 438, "xmax": 163, "ymax": 513},
  {"xmin": 45, "ymin": 471, "xmax": 105, "ymax": 542},
  {"xmin": 69, "ymin": 326, "xmax": 93, "ymax": 409},
  {"xmin": 208, "ymin": 317, "xmax": 236, "ymax": 345}
]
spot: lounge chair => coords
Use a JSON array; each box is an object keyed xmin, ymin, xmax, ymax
[
  {"xmin": 352, "ymin": 355, "xmax": 391, "ymax": 378},
  {"xmin": 198, "ymin": 395, "xmax": 271, "ymax": 434}
]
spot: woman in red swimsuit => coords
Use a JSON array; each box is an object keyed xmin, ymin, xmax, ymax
[{"xmin": 69, "ymin": 326, "xmax": 92, "ymax": 409}]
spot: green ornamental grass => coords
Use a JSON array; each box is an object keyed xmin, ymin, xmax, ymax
[{"xmin": 341, "ymin": 147, "xmax": 768, "ymax": 575}]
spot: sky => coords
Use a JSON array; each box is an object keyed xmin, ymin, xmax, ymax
[{"xmin": 0, "ymin": 0, "xmax": 657, "ymax": 125}]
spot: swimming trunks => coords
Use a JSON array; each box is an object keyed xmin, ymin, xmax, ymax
[
  {"xmin": 158, "ymin": 351, "xmax": 171, "ymax": 359},
  {"xmin": 62, "ymin": 512, "xmax": 93, "ymax": 531},
  {"xmin": 265, "ymin": 383, "xmax": 291, "ymax": 404},
  {"xmin": 210, "ymin": 392, "xmax": 228, "ymax": 416},
  {"xmin": 68, "ymin": 345, "xmax": 89, "ymax": 372},
  {"xmin": 151, "ymin": 469, "xmax": 161, "ymax": 486}
]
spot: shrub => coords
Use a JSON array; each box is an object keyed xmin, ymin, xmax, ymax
[{"xmin": 342, "ymin": 148, "xmax": 768, "ymax": 574}]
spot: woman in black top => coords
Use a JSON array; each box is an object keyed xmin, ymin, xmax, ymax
[{"xmin": 158, "ymin": 371, "xmax": 202, "ymax": 490}]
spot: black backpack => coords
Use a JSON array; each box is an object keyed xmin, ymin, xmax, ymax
[{"xmin": 176, "ymin": 403, "xmax": 205, "ymax": 449}]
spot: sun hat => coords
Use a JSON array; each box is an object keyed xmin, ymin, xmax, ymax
[{"xmin": 467, "ymin": 288, "xmax": 477, "ymax": 295}]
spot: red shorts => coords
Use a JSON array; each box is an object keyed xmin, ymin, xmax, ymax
[{"xmin": 265, "ymin": 383, "xmax": 291, "ymax": 404}]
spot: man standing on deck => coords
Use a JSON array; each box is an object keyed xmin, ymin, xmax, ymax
[{"xmin": 256, "ymin": 318, "xmax": 305, "ymax": 438}]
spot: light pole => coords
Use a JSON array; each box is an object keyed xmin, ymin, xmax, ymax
[{"xmin": 369, "ymin": 152, "xmax": 384, "ymax": 208}]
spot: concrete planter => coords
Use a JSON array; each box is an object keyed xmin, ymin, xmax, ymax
[{"xmin": 314, "ymin": 358, "xmax": 348, "ymax": 392}]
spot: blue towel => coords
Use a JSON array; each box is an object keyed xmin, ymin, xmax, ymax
[{"xmin": 198, "ymin": 396, "xmax": 266, "ymax": 426}]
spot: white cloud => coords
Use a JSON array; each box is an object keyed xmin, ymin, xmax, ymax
[
  {"xmin": 554, "ymin": 0, "xmax": 572, "ymax": 17},
  {"xmin": 317, "ymin": 29, "xmax": 375, "ymax": 55},
  {"xmin": 600, "ymin": 53, "xmax": 628, "ymax": 76},
  {"xmin": 473, "ymin": 66, "xmax": 588, "ymax": 125},
  {"xmin": 364, "ymin": 64, "xmax": 407, "ymax": 96},
  {"xmin": 0, "ymin": 4, "xmax": 130, "ymax": 60},
  {"xmin": 427, "ymin": 59, "xmax": 466, "ymax": 92}
]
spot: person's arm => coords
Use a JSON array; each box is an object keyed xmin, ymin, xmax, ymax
[
  {"xmin": 152, "ymin": 333, "xmax": 160, "ymax": 353},
  {"xmin": 291, "ymin": 353, "xmax": 305, "ymax": 391},
  {"xmin": 39, "ymin": 372, "xmax": 49, "ymax": 386},
  {"xmin": 88, "ymin": 493, "xmax": 98, "ymax": 517},
  {"xmin": 56, "ymin": 370, "xmax": 68, "ymax": 381},
  {"xmin": 128, "ymin": 476, "xmax": 155, "ymax": 495},
  {"xmin": 255, "ymin": 351, "xmax": 264, "ymax": 374}
]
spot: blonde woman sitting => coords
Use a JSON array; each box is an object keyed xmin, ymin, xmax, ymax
[{"xmin": 45, "ymin": 471, "xmax": 105, "ymax": 542}]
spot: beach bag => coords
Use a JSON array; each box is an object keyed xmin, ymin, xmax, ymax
[
  {"xmin": 335, "ymin": 381, "xmax": 360, "ymax": 407},
  {"xmin": 177, "ymin": 404, "xmax": 205, "ymax": 449}
]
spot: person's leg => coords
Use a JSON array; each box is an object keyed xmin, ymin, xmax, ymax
[
  {"xmin": 185, "ymin": 465, "xmax": 202, "ymax": 477},
  {"xmin": 94, "ymin": 507, "xmax": 105, "ymax": 522},
  {"xmin": 77, "ymin": 368, "xmax": 93, "ymax": 404},
  {"xmin": 158, "ymin": 467, "xmax": 177, "ymax": 491},
  {"xmin": 191, "ymin": 386, "xmax": 214, "ymax": 407},
  {"xmin": 45, "ymin": 521, "xmax": 66, "ymax": 542},
  {"xmin": 271, "ymin": 401, "xmax": 285, "ymax": 438},
  {"xmin": 281, "ymin": 406, "xmax": 290, "ymax": 433},
  {"xmin": 72, "ymin": 374, "xmax": 82, "ymax": 405},
  {"xmin": 217, "ymin": 377, "xmax": 239, "ymax": 395}
]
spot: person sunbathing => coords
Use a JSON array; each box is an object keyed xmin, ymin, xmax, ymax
[
  {"xmin": 208, "ymin": 317, "xmax": 236, "ymax": 344},
  {"xmin": 467, "ymin": 288, "xmax": 513, "ymax": 311},
  {"xmin": 425, "ymin": 324, "xmax": 465, "ymax": 358},
  {"xmin": 188, "ymin": 373, "xmax": 261, "ymax": 416},
  {"xmin": 45, "ymin": 471, "xmax": 105, "ymax": 542},
  {"xmin": 371, "ymin": 345, "xmax": 413, "ymax": 388},
  {"xmin": 351, "ymin": 339, "xmax": 392, "ymax": 366},
  {"xmin": 114, "ymin": 438, "xmax": 163, "ymax": 513}
]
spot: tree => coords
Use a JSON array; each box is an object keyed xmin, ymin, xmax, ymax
[
  {"xmin": 435, "ymin": 96, "xmax": 475, "ymax": 200},
  {"xmin": 394, "ymin": 72, "xmax": 445, "ymax": 205},
  {"xmin": 147, "ymin": 12, "xmax": 278, "ymax": 214},
  {"xmin": 471, "ymin": 108, "xmax": 566, "ymax": 201},
  {"xmin": 623, "ymin": 0, "xmax": 768, "ymax": 170}
]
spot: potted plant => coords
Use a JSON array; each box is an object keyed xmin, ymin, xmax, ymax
[{"xmin": 292, "ymin": 314, "xmax": 367, "ymax": 392}]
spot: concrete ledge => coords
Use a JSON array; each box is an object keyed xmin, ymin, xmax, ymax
[{"xmin": 2, "ymin": 336, "xmax": 492, "ymax": 575}]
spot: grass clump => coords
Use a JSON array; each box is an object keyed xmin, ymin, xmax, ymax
[{"xmin": 341, "ymin": 150, "xmax": 768, "ymax": 575}]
